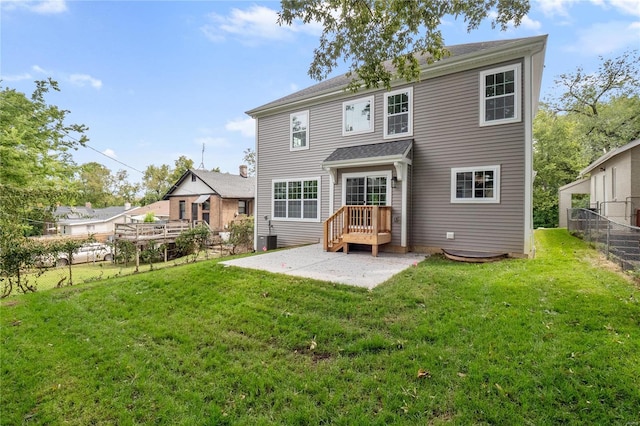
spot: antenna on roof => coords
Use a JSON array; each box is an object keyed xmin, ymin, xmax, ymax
[{"xmin": 198, "ymin": 143, "xmax": 205, "ymax": 170}]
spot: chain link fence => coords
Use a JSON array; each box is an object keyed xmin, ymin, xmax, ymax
[{"xmin": 567, "ymin": 208, "xmax": 640, "ymax": 272}]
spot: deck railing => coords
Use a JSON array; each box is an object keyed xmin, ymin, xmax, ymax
[
  {"xmin": 114, "ymin": 221, "xmax": 192, "ymax": 241},
  {"xmin": 323, "ymin": 205, "xmax": 392, "ymax": 252}
]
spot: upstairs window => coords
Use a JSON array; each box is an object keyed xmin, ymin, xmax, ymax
[
  {"xmin": 480, "ymin": 64, "xmax": 520, "ymax": 126},
  {"xmin": 290, "ymin": 111, "xmax": 309, "ymax": 151},
  {"xmin": 384, "ymin": 87, "xmax": 413, "ymax": 139},
  {"xmin": 451, "ymin": 166, "xmax": 501, "ymax": 203},
  {"xmin": 343, "ymin": 96, "xmax": 374, "ymax": 136}
]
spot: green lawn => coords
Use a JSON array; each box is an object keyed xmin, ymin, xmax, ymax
[{"xmin": 1, "ymin": 229, "xmax": 639, "ymax": 425}]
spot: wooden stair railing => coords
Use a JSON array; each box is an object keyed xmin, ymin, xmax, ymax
[{"xmin": 323, "ymin": 205, "xmax": 392, "ymax": 256}]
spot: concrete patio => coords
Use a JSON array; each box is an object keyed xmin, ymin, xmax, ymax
[{"xmin": 220, "ymin": 244, "xmax": 426, "ymax": 289}]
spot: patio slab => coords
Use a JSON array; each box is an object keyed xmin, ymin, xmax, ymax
[{"xmin": 220, "ymin": 244, "xmax": 426, "ymax": 289}]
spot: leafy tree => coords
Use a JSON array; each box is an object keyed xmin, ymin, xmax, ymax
[
  {"xmin": 141, "ymin": 156, "xmax": 195, "ymax": 204},
  {"xmin": 278, "ymin": 0, "xmax": 529, "ymax": 90},
  {"xmin": 229, "ymin": 217, "xmax": 254, "ymax": 254},
  {"xmin": 141, "ymin": 164, "xmax": 171, "ymax": 204},
  {"xmin": 534, "ymin": 50, "xmax": 640, "ymax": 227},
  {"xmin": 140, "ymin": 241, "xmax": 164, "ymax": 270},
  {"xmin": 175, "ymin": 225, "xmax": 211, "ymax": 262},
  {"xmin": 114, "ymin": 240, "xmax": 136, "ymax": 266},
  {"xmin": 0, "ymin": 79, "xmax": 88, "ymax": 296},
  {"xmin": 113, "ymin": 169, "xmax": 140, "ymax": 203},
  {"xmin": 533, "ymin": 107, "xmax": 585, "ymax": 228},
  {"xmin": 546, "ymin": 50, "xmax": 640, "ymax": 161},
  {"xmin": 77, "ymin": 162, "xmax": 115, "ymax": 207},
  {"xmin": 243, "ymin": 148, "xmax": 256, "ymax": 176},
  {"xmin": 143, "ymin": 212, "xmax": 156, "ymax": 223},
  {"xmin": 49, "ymin": 238, "xmax": 92, "ymax": 286},
  {"xmin": 0, "ymin": 238, "xmax": 49, "ymax": 297},
  {"xmin": 169, "ymin": 155, "xmax": 195, "ymax": 185},
  {"xmin": 0, "ymin": 79, "xmax": 88, "ymax": 237}
]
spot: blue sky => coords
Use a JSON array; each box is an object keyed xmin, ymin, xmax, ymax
[{"xmin": 2, "ymin": 0, "xmax": 639, "ymax": 183}]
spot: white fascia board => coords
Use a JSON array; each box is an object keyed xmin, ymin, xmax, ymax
[{"xmin": 322, "ymin": 154, "xmax": 412, "ymax": 170}]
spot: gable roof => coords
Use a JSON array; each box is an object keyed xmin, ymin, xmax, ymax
[
  {"xmin": 126, "ymin": 200, "xmax": 170, "ymax": 218},
  {"xmin": 164, "ymin": 169, "xmax": 255, "ymax": 199},
  {"xmin": 54, "ymin": 205, "xmax": 134, "ymax": 226},
  {"xmin": 247, "ymin": 35, "xmax": 548, "ymax": 118},
  {"xmin": 580, "ymin": 139, "xmax": 640, "ymax": 177},
  {"xmin": 323, "ymin": 139, "xmax": 412, "ymax": 164}
]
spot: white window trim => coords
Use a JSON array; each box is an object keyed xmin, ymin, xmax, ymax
[
  {"xmin": 342, "ymin": 95, "xmax": 375, "ymax": 136},
  {"xmin": 383, "ymin": 87, "xmax": 413, "ymax": 139},
  {"xmin": 290, "ymin": 110, "xmax": 310, "ymax": 151},
  {"xmin": 271, "ymin": 177, "xmax": 321, "ymax": 222},
  {"xmin": 450, "ymin": 165, "xmax": 501, "ymax": 204},
  {"xmin": 341, "ymin": 171, "xmax": 392, "ymax": 206},
  {"xmin": 479, "ymin": 64, "xmax": 521, "ymax": 127}
]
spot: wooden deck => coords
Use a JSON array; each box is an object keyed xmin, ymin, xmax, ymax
[
  {"xmin": 323, "ymin": 205, "xmax": 392, "ymax": 256},
  {"xmin": 114, "ymin": 221, "xmax": 194, "ymax": 244}
]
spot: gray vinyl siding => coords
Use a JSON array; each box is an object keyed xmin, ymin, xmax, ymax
[
  {"xmin": 256, "ymin": 59, "xmax": 527, "ymax": 254},
  {"xmin": 411, "ymin": 60, "xmax": 526, "ymax": 254}
]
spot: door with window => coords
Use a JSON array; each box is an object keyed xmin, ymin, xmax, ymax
[
  {"xmin": 343, "ymin": 172, "xmax": 390, "ymax": 230},
  {"xmin": 191, "ymin": 203, "xmax": 198, "ymax": 222},
  {"xmin": 344, "ymin": 175, "xmax": 389, "ymax": 206}
]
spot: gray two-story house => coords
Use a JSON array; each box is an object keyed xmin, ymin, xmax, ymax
[{"xmin": 247, "ymin": 35, "xmax": 547, "ymax": 258}]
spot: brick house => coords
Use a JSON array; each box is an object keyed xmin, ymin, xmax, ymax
[{"xmin": 164, "ymin": 166, "xmax": 255, "ymax": 231}]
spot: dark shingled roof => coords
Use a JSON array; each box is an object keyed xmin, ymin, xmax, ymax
[
  {"xmin": 324, "ymin": 140, "xmax": 412, "ymax": 163},
  {"xmin": 247, "ymin": 36, "xmax": 542, "ymax": 115},
  {"xmin": 189, "ymin": 169, "xmax": 255, "ymax": 199}
]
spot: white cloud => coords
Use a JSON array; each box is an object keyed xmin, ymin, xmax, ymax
[
  {"xmin": 32, "ymin": 0, "xmax": 67, "ymax": 14},
  {"xmin": 102, "ymin": 148, "xmax": 117, "ymax": 159},
  {"xmin": 32, "ymin": 65, "xmax": 48, "ymax": 74},
  {"xmin": 225, "ymin": 117, "xmax": 255, "ymax": 138},
  {"xmin": 536, "ymin": 0, "xmax": 640, "ymax": 18},
  {"xmin": 536, "ymin": 0, "xmax": 580, "ymax": 17},
  {"xmin": 201, "ymin": 4, "xmax": 321, "ymax": 45},
  {"xmin": 568, "ymin": 21, "xmax": 640, "ymax": 54},
  {"xmin": 195, "ymin": 136, "xmax": 230, "ymax": 148},
  {"xmin": 1, "ymin": 0, "xmax": 67, "ymax": 14},
  {"xmin": 0, "ymin": 72, "xmax": 32, "ymax": 82},
  {"xmin": 69, "ymin": 74, "xmax": 103, "ymax": 89},
  {"xmin": 520, "ymin": 15, "xmax": 543, "ymax": 30},
  {"xmin": 606, "ymin": 0, "xmax": 640, "ymax": 17}
]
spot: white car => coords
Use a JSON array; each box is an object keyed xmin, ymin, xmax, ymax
[{"xmin": 36, "ymin": 242, "xmax": 114, "ymax": 267}]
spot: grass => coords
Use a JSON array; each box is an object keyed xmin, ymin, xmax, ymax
[
  {"xmin": 1, "ymin": 229, "xmax": 639, "ymax": 425},
  {"xmin": 25, "ymin": 250, "xmax": 232, "ymax": 291}
]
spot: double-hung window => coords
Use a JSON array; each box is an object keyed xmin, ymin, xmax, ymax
[
  {"xmin": 451, "ymin": 166, "xmax": 500, "ymax": 203},
  {"xmin": 343, "ymin": 96, "xmax": 374, "ymax": 136},
  {"xmin": 480, "ymin": 64, "xmax": 520, "ymax": 126},
  {"xmin": 290, "ymin": 111, "xmax": 309, "ymax": 151},
  {"xmin": 384, "ymin": 87, "xmax": 413, "ymax": 139},
  {"xmin": 273, "ymin": 178, "xmax": 320, "ymax": 221}
]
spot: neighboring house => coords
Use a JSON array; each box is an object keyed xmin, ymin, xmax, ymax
[
  {"xmin": 246, "ymin": 35, "xmax": 547, "ymax": 257},
  {"xmin": 53, "ymin": 202, "xmax": 137, "ymax": 240},
  {"xmin": 557, "ymin": 178, "xmax": 590, "ymax": 228},
  {"xmin": 163, "ymin": 167, "xmax": 255, "ymax": 231},
  {"xmin": 125, "ymin": 200, "xmax": 170, "ymax": 223},
  {"xmin": 560, "ymin": 139, "xmax": 640, "ymax": 227}
]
